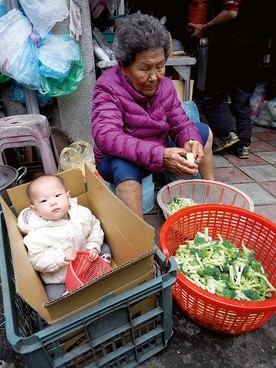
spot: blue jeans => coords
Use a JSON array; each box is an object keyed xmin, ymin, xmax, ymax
[{"xmin": 97, "ymin": 121, "xmax": 209, "ymax": 186}]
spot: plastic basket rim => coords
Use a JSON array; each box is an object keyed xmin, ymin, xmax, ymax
[
  {"xmin": 157, "ymin": 179, "xmax": 255, "ymax": 217},
  {"xmin": 159, "ymin": 204, "xmax": 276, "ymax": 311}
]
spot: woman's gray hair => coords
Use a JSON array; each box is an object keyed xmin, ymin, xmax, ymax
[{"xmin": 113, "ymin": 13, "xmax": 171, "ymax": 67}]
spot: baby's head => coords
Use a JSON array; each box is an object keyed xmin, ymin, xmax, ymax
[{"xmin": 27, "ymin": 175, "xmax": 70, "ymax": 221}]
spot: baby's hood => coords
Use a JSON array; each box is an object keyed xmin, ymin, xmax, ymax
[{"xmin": 17, "ymin": 207, "xmax": 47, "ymax": 235}]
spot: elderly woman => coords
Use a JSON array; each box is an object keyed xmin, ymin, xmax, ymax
[{"xmin": 92, "ymin": 13, "xmax": 214, "ymax": 217}]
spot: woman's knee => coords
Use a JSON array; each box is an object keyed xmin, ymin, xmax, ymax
[{"xmin": 205, "ymin": 127, "xmax": 213, "ymax": 149}]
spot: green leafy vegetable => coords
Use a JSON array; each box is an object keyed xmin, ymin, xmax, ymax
[
  {"xmin": 175, "ymin": 228, "xmax": 275, "ymax": 301},
  {"xmin": 167, "ymin": 197, "xmax": 197, "ymax": 213}
]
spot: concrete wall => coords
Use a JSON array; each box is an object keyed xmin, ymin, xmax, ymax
[{"xmin": 55, "ymin": 0, "xmax": 96, "ymax": 142}]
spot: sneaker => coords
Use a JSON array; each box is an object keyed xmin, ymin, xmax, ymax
[
  {"xmin": 236, "ymin": 145, "xmax": 249, "ymax": 159},
  {"xmin": 101, "ymin": 253, "xmax": 112, "ymax": 264},
  {"xmin": 213, "ymin": 132, "xmax": 240, "ymax": 153}
]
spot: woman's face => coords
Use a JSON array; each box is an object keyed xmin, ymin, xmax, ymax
[{"xmin": 122, "ymin": 47, "xmax": 166, "ymax": 97}]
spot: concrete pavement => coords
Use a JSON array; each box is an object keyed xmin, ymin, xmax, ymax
[{"xmin": 0, "ymin": 125, "xmax": 275, "ymax": 368}]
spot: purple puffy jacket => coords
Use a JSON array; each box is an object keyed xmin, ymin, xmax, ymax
[{"xmin": 91, "ymin": 65, "xmax": 203, "ymax": 172}]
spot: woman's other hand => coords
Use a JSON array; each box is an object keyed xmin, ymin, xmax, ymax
[
  {"xmin": 183, "ymin": 139, "xmax": 204, "ymax": 164},
  {"xmin": 163, "ymin": 147, "xmax": 199, "ymax": 176}
]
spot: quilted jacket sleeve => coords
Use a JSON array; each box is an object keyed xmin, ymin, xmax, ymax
[{"xmin": 92, "ymin": 82, "xmax": 165, "ymax": 172}]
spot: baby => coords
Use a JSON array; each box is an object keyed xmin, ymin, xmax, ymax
[{"xmin": 17, "ymin": 174, "xmax": 111, "ymax": 301}]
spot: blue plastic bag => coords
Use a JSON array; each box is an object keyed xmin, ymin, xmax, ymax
[
  {"xmin": 10, "ymin": 81, "xmax": 54, "ymax": 106},
  {"xmin": 181, "ymin": 101, "xmax": 201, "ymax": 123},
  {"xmin": 39, "ymin": 56, "xmax": 85, "ymax": 97},
  {"xmin": 0, "ymin": 0, "xmax": 6, "ymax": 17},
  {"xmin": 38, "ymin": 33, "xmax": 81, "ymax": 82}
]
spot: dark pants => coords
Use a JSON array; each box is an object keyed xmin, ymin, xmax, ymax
[
  {"xmin": 202, "ymin": 41, "xmax": 264, "ymax": 146},
  {"xmin": 203, "ymin": 83, "xmax": 254, "ymax": 145}
]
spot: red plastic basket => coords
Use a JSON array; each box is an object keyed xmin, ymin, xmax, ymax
[
  {"xmin": 65, "ymin": 251, "xmax": 112, "ymax": 292},
  {"xmin": 159, "ymin": 204, "xmax": 276, "ymax": 335}
]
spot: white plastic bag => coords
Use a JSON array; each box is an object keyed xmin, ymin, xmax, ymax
[
  {"xmin": 59, "ymin": 141, "xmax": 96, "ymax": 177},
  {"xmin": 19, "ymin": 0, "xmax": 69, "ymax": 39},
  {"xmin": 0, "ymin": 9, "xmax": 40, "ymax": 89},
  {"xmin": 257, "ymin": 98, "xmax": 276, "ymax": 130},
  {"xmin": 250, "ymin": 83, "xmax": 267, "ymax": 123}
]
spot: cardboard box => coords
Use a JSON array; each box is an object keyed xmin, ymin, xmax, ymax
[
  {"xmin": 172, "ymin": 79, "xmax": 194, "ymax": 102},
  {"xmin": 0, "ymin": 166, "xmax": 155, "ymax": 324}
]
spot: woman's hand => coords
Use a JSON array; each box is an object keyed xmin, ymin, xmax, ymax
[
  {"xmin": 163, "ymin": 146, "xmax": 198, "ymax": 176},
  {"xmin": 183, "ymin": 139, "xmax": 204, "ymax": 164}
]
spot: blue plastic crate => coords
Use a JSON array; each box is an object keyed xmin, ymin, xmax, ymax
[{"xmin": 0, "ymin": 211, "xmax": 177, "ymax": 368}]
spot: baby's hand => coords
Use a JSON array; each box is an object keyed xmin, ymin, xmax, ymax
[
  {"xmin": 88, "ymin": 248, "xmax": 100, "ymax": 261},
  {"xmin": 64, "ymin": 247, "xmax": 77, "ymax": 261}
]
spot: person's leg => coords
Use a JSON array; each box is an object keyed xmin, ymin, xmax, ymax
[
  {"xmin": 203, "ymin": 47, "xmax": 239, "ymax": 152},
  {"xmin": 116, "ymin": 180, "xmax": 143, "ymax": 217},
  {"xmin": 97, "ymin": 157, "xmax": 149, "ymax": 218},
  {"xmin": 198, "ymin": 126, "xmax": 214, "ymax": 180},
  {"xmin": 229, "ymin": 82, "xmax": 255, "ymax": 159},
  {"xmin": 203, "ymin": 92, "xmax": 235, "ymax": 138}
]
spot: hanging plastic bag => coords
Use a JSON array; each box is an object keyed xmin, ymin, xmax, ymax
[
  {"xmin": 39, "ymin": 55, "xmax": 84, "ymax": 97},
  {"xmin": 0, "ymin": 9, "xmax": 40, "ymax": 89},
  {"xmin": 0, "ymin": 72, "xmax": 10, "ymax": 83},
  {"xmin": 38, "ymin": 33, "xmax": 81, "ymax": 82},
  {"xmin": 250, "ymin": 83, "xmax": 267, "ymax": 123},
  {"xmin": 59, "ymin": 141, "xmax": 95, "ymax": 176},
  {"xmin": 9, "ymin": 81, "xmax": 54, "ymax": 107},
  {"xmin": 256, "ymin": 97, "xmax": 276, "ymax": 130},
  {"xmin": 0, "ymin": 0, "xmax": 6, "ymax": 17},
  {"xmin": 19, "ymin": 0, "xmax": 69, "ymax": 39},
  {"xmin": 181, "ymin": 100, "xmax": 201, "ymax": 122}
]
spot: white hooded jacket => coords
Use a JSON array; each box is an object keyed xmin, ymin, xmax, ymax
[{"xmin": 17, "ymin": 198, "xmax": 104, "ymax": 284}]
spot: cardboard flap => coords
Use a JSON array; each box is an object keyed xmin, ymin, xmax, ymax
[
  {"xmin": 0, "ymin": 196, "xmax": 50, "ymax": 321},
  {"xmin": 85, "ymin": 167, "xmax": 155, "ymax": 262},
  {"xmin": 44, "ymin": 252, "xmax": 154, "ymax": 323}
]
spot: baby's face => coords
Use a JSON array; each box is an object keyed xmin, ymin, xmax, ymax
[{"xmin": 30, "ymin": 177, "xmax": 70, "ymax": 221}]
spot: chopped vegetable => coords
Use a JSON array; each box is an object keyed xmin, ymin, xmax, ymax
[
  {"xmin": 186, "ymin": 152, "xmax": 195, "ymax": 163},
  {"xmin": 166, "ymin": 197, "xmax": 197, "ymax": 213},
  {"xmin": 175, "ymin": 228, "xmax": 276, "ymax": 301}
]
